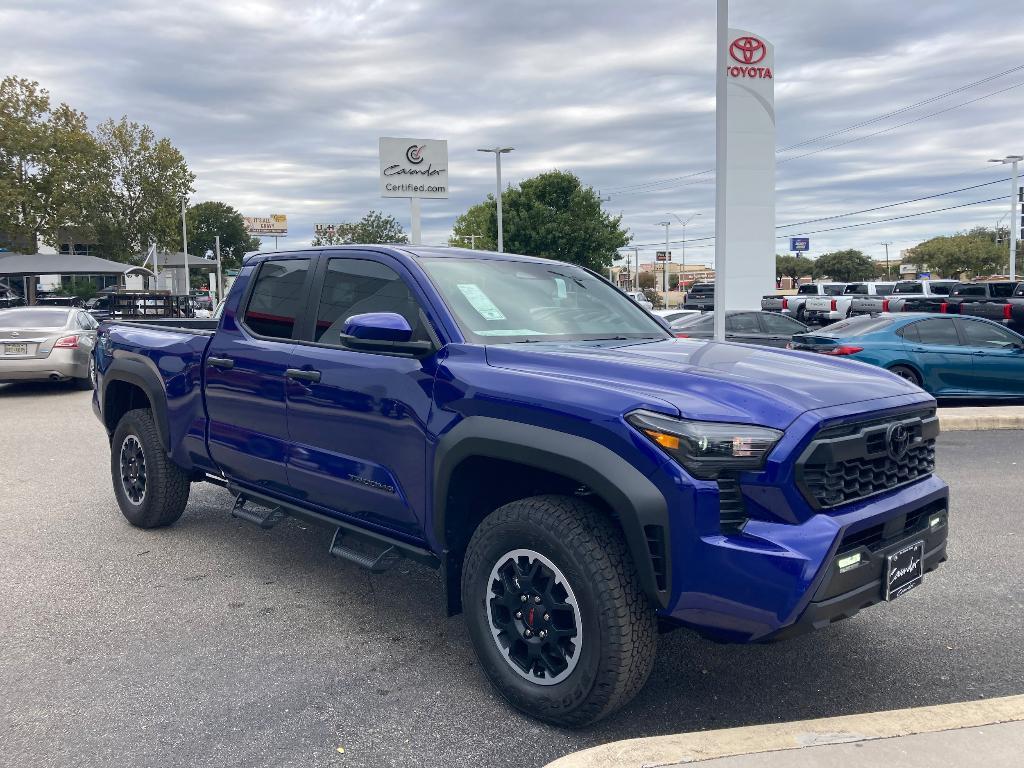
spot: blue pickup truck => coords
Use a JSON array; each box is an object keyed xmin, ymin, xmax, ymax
[{"xmin": 93, "ymin": 246, "xmax": 949, "ymax": 726}]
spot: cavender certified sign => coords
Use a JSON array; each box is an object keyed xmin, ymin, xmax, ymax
[
  {"xmin": 379, "ymin": 137, "xmax": 449, "ymax": 199},
  {"xmin": 244, "ymin": 215, "xmax": 288, "ymax": 236}
]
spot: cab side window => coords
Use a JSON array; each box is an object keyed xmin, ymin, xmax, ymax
[
  {"xmin": 242, "ymin": 258, "xmax": 311, "ymax": 339},
  {"xmin": 912, "ymin": 319, "xmax": 960, "ymax": 346},
  {"xmin": 312, "ymin": 258, "xmax": 431, "ymax": 346}
]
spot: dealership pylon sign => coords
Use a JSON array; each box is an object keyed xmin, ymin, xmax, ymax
[
  {"xmin": 721, "ymin": 28, "xmax": 775, "ymax": 311},
  {"xmin": 379, "ymin": 137, "xmax": 448, "ymax": 246}
]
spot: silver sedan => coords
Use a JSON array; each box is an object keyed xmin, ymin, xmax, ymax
[{"xmin": 0, "ymin": 307, "xmax": 99, "ymax": 389}]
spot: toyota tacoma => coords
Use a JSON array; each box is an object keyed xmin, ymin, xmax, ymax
[{"xmin": 92, "ymin": 246, "xmax": 949, "ymax": 726}]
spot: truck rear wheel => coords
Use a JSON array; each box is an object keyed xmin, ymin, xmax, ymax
[
  {"xmin": 110, "ymin": 408, "xmax": 190, "ymax": 528},
  {"xmin": 461, "ymin": 495, "xmax": 656, "ymax": 727}
]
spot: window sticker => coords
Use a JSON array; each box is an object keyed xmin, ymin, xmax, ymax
[
  {"xmin": 457, "ymin": 283, "xmax": 506, "ymax": 321},
  {"xmin": 554, "ymin": 278, "xmax": 567, "ymax": 299}
]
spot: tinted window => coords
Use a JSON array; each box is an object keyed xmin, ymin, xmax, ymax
[
  {"xmin": 991, "ymin": 283, "xmax": 1015, "ymax": 298},
  {"xmin": 931, "ymin": 282, "xmax": 957, "ymax": 295},
  {"xmin": 797, "ymin": 284, "xmax": 818, "ymax": 295},
  {"xmin": 761, "ymin": 312, "xmax": 806, "ymax": 334},
  {"xmin": 674, "ymin": 314, "xmax": 713, "ymax": 333},
  {"xmin": 913, "ymin": 319, "xmax": 961, "ymax": 346},
  {"xmin": 959, "ymin": 319, "xmax": 1023, "ymax": 348},
  {"xmin": 1016, "ymin": 284, "xmax": 1024, "ymax": 298},
  {"xmin": 0, "ymin": 308, "xmax": 70, "ymax": 327},
  {"xmin": 814, "ymin": 316, "xmax": 894, "ymax": 337},
  {"xmin": 893, "ymin": 282, "xmax": 923, "ymax": 295},
  {"xmin": 726, "ymin": 313, "xmax": 760, "ymax": 333},
  {"xmin": 898, "ymin": 323, "xmax": 920, "ymax": 343},
  {"xmin": 874, "ymin": 285, "xmax": 895, "ymax": 296},
  {"xmin": 690, "ymin": 284, "xmax": 714, "ymax": 295},
  {"xmin": 313, "ymin": 259, "xmax": 429, "ymax": 344},
  {"xmin": 825, "ymin": 284, "xmax": 846, "ymax": 295},
  {"xmin": 952, "ymin": 284, "xmax": 985, "ymax": 297},
  {"xmin": 243, "ymin": 258, "xmax": 311, "ymax": 339}
]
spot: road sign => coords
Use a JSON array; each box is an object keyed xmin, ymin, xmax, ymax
[
  {"xmin": 789, "ymin": 237, "xmax": 809, "ymax": 252},
  {"xmin": 656, "ymin": 251, "xmax": 672, "ymax": 262}
]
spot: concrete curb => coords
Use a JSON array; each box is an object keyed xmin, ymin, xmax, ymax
[
  {"xmin": 545, "ymin": 695, "xmax": 1024, "ymax": 768},
  {"xmin": 938, "ymin": 406, "xmax": 1024, "ymax": 432}
]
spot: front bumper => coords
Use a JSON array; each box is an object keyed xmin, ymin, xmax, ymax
[
  {"xmin": 660, "ymin": 474, "xmax": 949, "ymax": 642},
  {"xmin": 0, "ymin": 349, "xmax": 88, "ymax": 382}
]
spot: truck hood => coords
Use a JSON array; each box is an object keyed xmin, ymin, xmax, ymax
[{"xmin": 485, "ymin": 338, "xmax": 926, "ymax": 430}]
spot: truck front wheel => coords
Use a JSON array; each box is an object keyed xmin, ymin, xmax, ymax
[
  {"xmin": 110, "ymin": 408, "xmax": 190, "ymax": 528},
  {"xmin": 461, "ymin": 495, "xmax": 656, "ymax": 727}
]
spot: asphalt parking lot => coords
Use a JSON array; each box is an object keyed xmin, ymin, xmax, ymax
[{"xmin": 1, "ymin": 383, "xmax": 1022, "ymax": 768}]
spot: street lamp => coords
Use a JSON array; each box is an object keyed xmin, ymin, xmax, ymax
[
  {"xmin": 881, "ymin": 241, "xmax": 893, "ymax": 279},
  {"xmin": 989, "ymin": 155, "xmax": 1023, "ymax": 281},
  {"xmin": 478, "ymin": 147, "xmax": 514, "ymax": 252},
  {"xmin": 657, "ymin": 221, "xmax": 672, "ymax": 295},
  {"xmin": 670, "ymin": 212, "xmax": 701, "ymax": 295}
]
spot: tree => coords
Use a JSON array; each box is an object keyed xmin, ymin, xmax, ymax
[
  {"xmin": 776, "ymin": 254, "xmax": 814, "ymax": 285},
  {"xmin": 642, "ymin": 288, "xmax": 663, "ymax": 309},
  {"xmin": 186, "ymin": 201, "xmax": 260, "ymax": 269},
  {"xmin": 449, "ymin": 170, "xmax": 630, "ymax": 271},
  {"xmin": 311, "ymin": 210, "xmax": 407, "ymax": 246},
  {"xmin": 92, "ymin": 116, "xmax": 195, "ymax": 261},
  {"xmin": 637, "ymin": 271, "xmax": 656, "ymax": 290},
  {"xmin": 0, "ymin": 76, "xmax": 104, "ymax": 252},
  {"xmin": 906, "ymin": 228, "xmax": 1006, "ymax": 279},
  {"xmin": 812, "ymin": 249, "xmax": 875, "ymax": 281}
]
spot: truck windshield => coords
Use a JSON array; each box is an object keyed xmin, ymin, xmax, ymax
[{"xmin": 419, "ymin": 258, "xmax": 669, "ymax": 344}]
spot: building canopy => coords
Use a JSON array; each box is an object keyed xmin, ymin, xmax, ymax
[{"xmin": 0, "ymin": 252, "xmax": 154, "ymax": 278}]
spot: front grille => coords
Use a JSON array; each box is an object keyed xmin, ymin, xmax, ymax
[{"xmin": 797, "ymin": 408, "xmax": 938, "ymax": 509}]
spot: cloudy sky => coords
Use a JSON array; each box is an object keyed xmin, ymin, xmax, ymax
[{"xmin": 4, "ymin": 0, "xmax": 1023, "ymax": 265}]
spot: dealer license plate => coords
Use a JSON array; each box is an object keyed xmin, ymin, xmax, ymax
[
  {"xmin": 4, "ymin": 343, "xmax": 28, "ymax": 355},
  {"xmin": 885, "ymin": 540, "xmax": 924, "ymax": 601}
]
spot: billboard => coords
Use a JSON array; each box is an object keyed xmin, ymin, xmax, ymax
[
  {"xmin": 379, "ymin": 137, "xmax": 449, "ymax": 199},
  {"xmin": 656, "ymin": 251, "xmax": 672, "ymax": 262},
  {"xmin": 789, "ymin": 237, "xmax": 809, "ymax": 252},
  {"xmin": 244, "ymin": 215, "xmax": 288, "ymax": 236}
]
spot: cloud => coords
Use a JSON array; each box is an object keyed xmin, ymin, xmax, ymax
[{"xmin": 2, "ymin": 0, "xmax": 1021, "ymax": 264}]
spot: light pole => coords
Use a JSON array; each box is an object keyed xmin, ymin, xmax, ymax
[
  {"xmin": 657, "ymin": 221, "xmax": 671, "ymax": 296},
  {"xmin": 478, "ymin": 147, "xmax": 514, "ymax": 252},
  {"xmin": 881, "ymin": 241, "xmax": 893, "ymax": 279},
  {"xmin": 990, "ymin": 155, "xmax": 1022, "ymax": 280},
  {"xmin": 671, "ymin": 212, "xmax": 701, "ymax": 296},
  {"xmin": 713, "ymin": 0, "xmax": 729, "ymax": 342},
  {"xmin": 180, "ymin": 198, "xmax": 190, "ymax": 295}
]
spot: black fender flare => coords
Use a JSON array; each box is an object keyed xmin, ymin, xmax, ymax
[
  {"xmin": 100, "ymin": 356, "xmax": 171, "ymax": 452},
  {"xmin": 434, "ymin": 416, "xmax": 670, "ymax": 609}
]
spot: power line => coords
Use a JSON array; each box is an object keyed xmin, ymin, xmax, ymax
[
  {"xmin": 777, "ymin": 81, "xmax": 1024, "ymax": 164},
  {"xmin": 600, "ymin": 64, "xmax": 1024, "ymax": 197},
  {"xmin": 628, "ymin": 195, "xmax": 1006, "ymax": 249},
  {"xmin": 776, "ymin": 177, "xmax": 1010, "ymax": 229}
]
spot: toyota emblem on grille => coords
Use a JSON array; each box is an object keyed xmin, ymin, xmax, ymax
[{"xmin": 886, "ymin": 423, "xmax": 911, "ymax": 461}]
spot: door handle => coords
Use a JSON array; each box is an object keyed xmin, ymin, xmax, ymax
[
  {"xmin": 285, "ymin": 368, "xmax": 321, "ymax": 383},
  {"xmin": 208, "ymin": 356, "xmax": 235, "ymax": 369}
]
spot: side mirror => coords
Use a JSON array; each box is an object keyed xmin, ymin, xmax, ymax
[
  {"xmin": 339, "ymin": 312, "xmax": 435, "ymax": 358},
  {"xmin": 344, "ymin": 312, "xmax": 413, "ymax": 342}
]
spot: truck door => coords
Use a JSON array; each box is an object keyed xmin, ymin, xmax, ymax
[
  {"xmin": 204, "ymin": 254, "xmax": 316, "ymax": 493},
  {"xmin": 282, "ymin": 252, "xmax": 442, "ymax": 539}
]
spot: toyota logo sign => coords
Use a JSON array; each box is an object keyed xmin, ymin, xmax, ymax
[
  {"xmin": 726, "ymin": 35, "xmax": 773, "ymax": 80},
  {"xmin": 730, "ymin": 36, "xmax": 766, "ymax": 65}
]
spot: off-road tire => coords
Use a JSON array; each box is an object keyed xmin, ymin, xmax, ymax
[
  {"xmin": 461, "ymin": 495, "xmax": 657, "ymax": 727},
  {"xmin": 111, "ymin": 408, "xmax": 190, "ymax": 528}
]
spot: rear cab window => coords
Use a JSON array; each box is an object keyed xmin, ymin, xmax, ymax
[{"xmin": 241, "ymin": 257, "xmax": 313, "ymax": 339}]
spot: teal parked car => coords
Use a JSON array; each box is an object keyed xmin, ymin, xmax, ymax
[{"xmin": 791, "ymin": 313, "xmax": 1024, "ymax": 399}]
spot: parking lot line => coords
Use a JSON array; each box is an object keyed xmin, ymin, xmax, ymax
[{"xmin": 545, "ymin": 694, "xmax": 1024, "ymax": 768}]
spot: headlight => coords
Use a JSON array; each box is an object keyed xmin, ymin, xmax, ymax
[{"xmin": 627, "ymin": 410, "xmax": 783, "ymax": 480}]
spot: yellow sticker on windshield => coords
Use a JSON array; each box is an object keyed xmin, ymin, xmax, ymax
[{"xmin": 457, "ymin": 283, "xmax": 506, "ymax": 321}]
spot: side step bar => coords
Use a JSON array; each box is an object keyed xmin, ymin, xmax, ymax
[{"xmin": 222, "ymin": 480, "xmax": 439, "ymax": 571}]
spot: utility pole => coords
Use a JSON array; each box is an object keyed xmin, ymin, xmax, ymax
[
  {"xmin": 180, "ymin": 198, "xmax": 189, "ymax": 295},
  {"xmin": 215, "ymin": 235, "xmax": 222, "ymax": 302},
  {"xmin": 658, "ymin": 221, "xmax": 671, "ymax": 296},
  {"xmin": 990, "ymin": 155, "xmax": 1022, "ymax": 280},
  {"xmin": 881, "ymin": 241, "xmax": 893, "ymax": 279}
]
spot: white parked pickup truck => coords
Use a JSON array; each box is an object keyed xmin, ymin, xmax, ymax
[
  {"xmin": 761, "ymin": 283, "xmax": 846, "ymax": 322},
  {"xmin": 848, "ymin": 280, "xmax": 959, "ymax": 316},
  {"xmin": 804, "ymin": 282, "xmax": 896, "ymax": 324}
]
